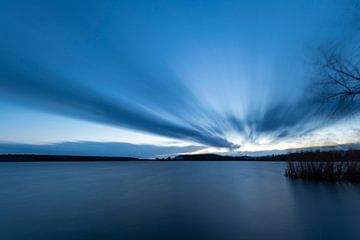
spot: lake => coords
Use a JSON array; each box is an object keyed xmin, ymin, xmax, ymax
[{"xmin": 1, "ymin": 161, "xmax": 360, "ymax": 240}]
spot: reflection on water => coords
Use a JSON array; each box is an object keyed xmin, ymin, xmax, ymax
[{"xmin": 0, "ymin": 161, "xmax": 360, "ymax": 240}]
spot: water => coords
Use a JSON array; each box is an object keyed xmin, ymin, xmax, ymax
[{"xmin": 1, "ymin": 161, "xmax": 360, "ymax": 240}]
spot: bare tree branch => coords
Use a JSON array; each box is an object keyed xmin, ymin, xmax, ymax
[{"xmin": 317, "ymin": 47, "xmax": 360, "ymax": 106}]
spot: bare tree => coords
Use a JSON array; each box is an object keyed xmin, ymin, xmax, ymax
[
  {"xmin": 318, "ymin": 47, "xmax": 360, "ymax": 105},
  {"xmin": 316, "ymin": 1, "xmax": 360, "ymax": 107}
]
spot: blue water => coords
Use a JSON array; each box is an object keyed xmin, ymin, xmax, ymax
[{"xmin": 1, "ymin": 161, "xmax": 360, "ymax": 240}]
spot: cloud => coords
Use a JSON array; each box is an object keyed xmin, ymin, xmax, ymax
[
  {"xmin": 0, "ymin": 0, "xmax": 358, "ymax": 151},
  {"xmin": 0, "ymin": 59, "xmax": 237, "ymax": 148},
  {"xmin": 0, "ymin": 0, "xmax": 239, "ymax": 149},
  {"xmin": 228, "ymin": 91, "xmax": 360, "ymax": 145},
  {"xmin": 1, "ymin": 55, "xmax": 357, "ymax": 149},
  {"xmin": 1, "ymin": 54, "xmax": 358, "ymax": 149}
]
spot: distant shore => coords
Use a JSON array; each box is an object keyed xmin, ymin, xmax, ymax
[{"xmin": 1, "ymin": 150, "xmax": 360, "ymax": 162}]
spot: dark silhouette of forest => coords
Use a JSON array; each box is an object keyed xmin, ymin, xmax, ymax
[
  {"xmin": 1, "ymin": 150, "xmax": 360, "ymax": 162},
  {"xmin": 160, "ymin": 150, "xmax": 360, "ymax": 162}
]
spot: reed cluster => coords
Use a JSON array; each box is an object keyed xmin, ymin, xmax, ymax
[{"xmin": 285, "ymin": 161, "xmax": 360, "ymax": 182}]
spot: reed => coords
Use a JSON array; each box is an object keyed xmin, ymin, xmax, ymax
[{"xmin": 285, "ymin": 161, "xmax": 360, "ymax": 182}]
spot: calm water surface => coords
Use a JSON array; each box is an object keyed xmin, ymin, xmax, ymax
[{"xmin": 1, "ymin": 161, "xmax": 360, "ymax": 240}]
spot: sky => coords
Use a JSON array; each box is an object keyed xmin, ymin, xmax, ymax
[{"xmin": 0, "ymin": 0, "xmax": 359, "ymax": 158}]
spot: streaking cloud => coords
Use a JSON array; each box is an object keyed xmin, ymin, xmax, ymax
[{"xmin": 0, "ymin": 0, "xmax": 358, "ymax": 153}]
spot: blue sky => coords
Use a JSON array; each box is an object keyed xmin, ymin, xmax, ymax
[{"xmin": 0, "ymin": 0, "xmax": 359, "ymax": 157}]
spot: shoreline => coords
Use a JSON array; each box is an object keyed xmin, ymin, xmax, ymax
[{"xmin": 1, "ymin": 150, "xmax": 360, "ymax": 162}]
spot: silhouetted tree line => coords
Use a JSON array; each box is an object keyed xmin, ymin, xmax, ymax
[
  {"xmin": 262, "ymin": 150, "xmax": 360, "ymax": 162},
  {"xmin": 158, "ymin": 150, "xmax": 360, "ymax": 161},
  {"xmin": 2, "ymin": 150, "xmax": 360, "ymax": 162}
]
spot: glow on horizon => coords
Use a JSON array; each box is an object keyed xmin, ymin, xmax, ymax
[{"xmin": 187, "ymin": 116, "xmax": 360, "ymax": 155}]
